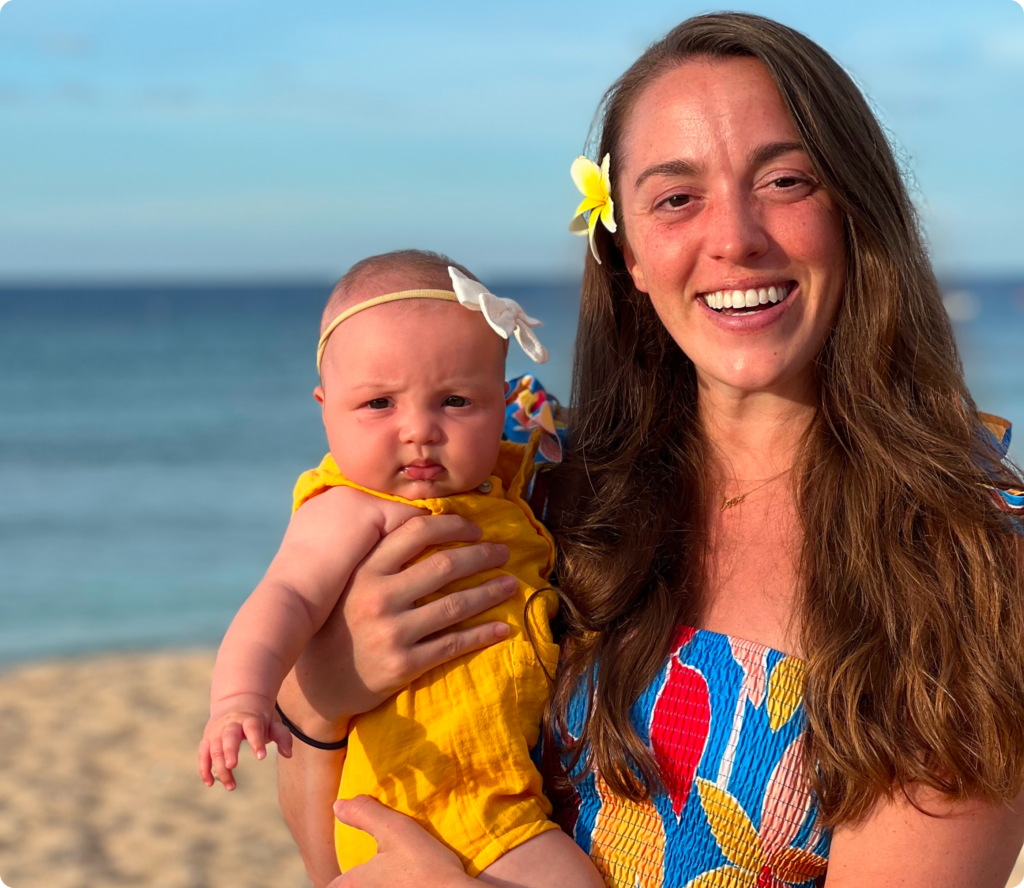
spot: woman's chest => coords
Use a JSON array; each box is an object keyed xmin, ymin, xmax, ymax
[{"xmin": 700, "ymin": 495, "xmax": 804, "ymax": 658}]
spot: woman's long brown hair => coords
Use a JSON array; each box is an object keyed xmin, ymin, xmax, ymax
[{"xmin": 546, "ymin": 12, "xmax": 1024, "ymax": 825}]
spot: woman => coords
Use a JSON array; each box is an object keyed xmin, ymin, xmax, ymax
[{"xmin": 277, "ymin": 13, "xmax": 1024, "ymax": 887}]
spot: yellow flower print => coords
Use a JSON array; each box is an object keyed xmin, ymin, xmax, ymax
[
  {"xmin": 685, "ymin": 746, "xmax": 828, "ymax": 888},
  {"xmin": 569, "ymin": 153, "xmax": 617, "ymax": 264},
  {"xmin": 766, "ymin": 657, "xmax": 805, "ymax": 732},
  {"xmin": 590, "ymin": 771, "xmax": 665, "ymax": 888}
]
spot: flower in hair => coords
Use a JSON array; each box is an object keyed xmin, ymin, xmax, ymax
[{"xmin": 569, "ymin": 153, "xmax": 616, "ymax": 264}]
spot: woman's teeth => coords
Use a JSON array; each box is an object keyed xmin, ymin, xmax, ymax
[{"xmin": 702, "ymin": 283, "xmax": 792, "ymax": 312}]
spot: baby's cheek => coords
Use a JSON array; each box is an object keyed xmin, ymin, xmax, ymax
[{"xmin": 460, "ymin": 416, "xmax": 504, "ymax": 482}]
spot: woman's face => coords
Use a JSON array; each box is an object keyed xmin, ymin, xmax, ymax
[{"xmin": 618, "ymin": 57, "xmax": 846, "ymax": 400}]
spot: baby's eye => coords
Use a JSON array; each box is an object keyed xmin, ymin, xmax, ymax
[
  {"xmin": 366, "ymin": 398, "xmax": 392, "ymax": 410},
  {"xmin": 443, "ymin": 396, "xmax": 469, "ymax": 408}
]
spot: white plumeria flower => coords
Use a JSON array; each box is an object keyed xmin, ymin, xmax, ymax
[{"xmin": 448, "ymin": 267, "xmax": 548, "ymax": 364}]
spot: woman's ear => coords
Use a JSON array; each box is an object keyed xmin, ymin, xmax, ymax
[{"xmin": 620, "ymin": 239, "xmax": 649, "ymax": 293}]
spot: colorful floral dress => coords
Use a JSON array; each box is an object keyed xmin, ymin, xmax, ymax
[{"xmin": 541, "ymin": 627, "xmax": 831, "ymax": 888}]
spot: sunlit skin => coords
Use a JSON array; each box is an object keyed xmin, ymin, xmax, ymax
[
  {"xmin": 619, "ymin": 57, "xmax": 846, "ymax": 433},
  {"xmin": 315, "ymin": 299, "xmax": 508, "ymax": 499}
]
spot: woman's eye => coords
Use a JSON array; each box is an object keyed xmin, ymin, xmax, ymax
[
  {"xmin": 366, "ymin": 398, "xmax": 391, "ymax": 410},
  {"xmin": 772, "ymin": 176, "xmax": 804, "ymax": 189},
  {"xmin": 662, "ymin": 193, "xmax": 691, "ymax": 208},
  {"xmin": 443, "ymin": 396, "xmax": 469, "ymax": 408}
]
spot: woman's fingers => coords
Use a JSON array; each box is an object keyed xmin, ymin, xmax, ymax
[
  {"xmin": 404, "ymin": 575, "xmax": 517, "ymax": 641},
  {"xmin": 330, "ymin": 796, "xmax": 470, "ymax": 887},
  {"xmin": 387, "ymin": 542, "xmax": 511, "ymax": 610},
  {"xmin": 333, "ymin": 797, "xmax": 407, "ymax": 850},
  {"xmin": 406, "ymin": 620, "xmax": 511, "ymax": 677},
  {"xmin": 368, "ymin": 514, "xmax": 483, "ymax": 574}
]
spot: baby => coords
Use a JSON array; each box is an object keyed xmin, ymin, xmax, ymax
[{"xmin": 198, "ymin": 250, "xmax": 597, "ymax": 883}]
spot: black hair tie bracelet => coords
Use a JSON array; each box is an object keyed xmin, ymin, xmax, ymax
[{"xmin": 275, "ymin": 702, "xmax": 348, "ymax": 751}]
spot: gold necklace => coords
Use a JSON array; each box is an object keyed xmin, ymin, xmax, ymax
[{"xmin": 720, "ymin": 467, "xmax": 792, "ymax": 511}]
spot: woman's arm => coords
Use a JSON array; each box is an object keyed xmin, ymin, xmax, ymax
[
  {"xmin": 826, "ymin": 785, "xmax": 1024, "ymax": 887},
  {"xmin": 277, "ymin": 513, "xmax": 518, "ymax": 884},
  {"xmin": 276, "ymin": 674, "xmax": 348, "ymax": 888}
]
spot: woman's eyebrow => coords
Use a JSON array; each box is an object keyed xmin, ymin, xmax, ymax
[
  {"xmin": 747, "ymin": 140, "xmax": 804, "ymax": 167},
  {"xmin": 634, "ymin": 158, "xmax": 703, "ymax": 189}
]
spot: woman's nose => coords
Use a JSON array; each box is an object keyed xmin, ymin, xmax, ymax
[{"xmin": 704, "ymin": 189, "xmax": 770, "ymax": 264}]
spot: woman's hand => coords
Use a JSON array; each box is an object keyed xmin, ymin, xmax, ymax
[
  {"xmin": 287, "ymin": 513, "xmax": 516, "ymax": 731},
  {"xmin": 327, "ymin": 797, "xmax": 475, "ymax": 888}
]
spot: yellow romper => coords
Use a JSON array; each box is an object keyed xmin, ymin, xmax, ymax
[{"xmin": 292, "ymin": 433, "xmax": 561, "ymax": 876}]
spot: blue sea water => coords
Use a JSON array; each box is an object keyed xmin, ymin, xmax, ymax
[{"xmin": 1, "ymin": 279, "xmax": 1022, "ymax": 664}]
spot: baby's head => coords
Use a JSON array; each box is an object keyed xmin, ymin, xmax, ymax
[{"xmin": 314, "ymin": 250, "xmax": 509, "ymax": 499}]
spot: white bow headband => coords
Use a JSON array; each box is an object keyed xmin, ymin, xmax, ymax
[{"xmin": 316, "ymin": 266, "xmax": 549, "ymax": 374}]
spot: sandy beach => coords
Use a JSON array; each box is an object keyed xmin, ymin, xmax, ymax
[
  {"xmin": 0, "ymin": 650, "xmax": 1022, "ymax": 888},
  {"xmin": 0, "ymin": 651, "xmax": 310, "ymax": 888}
]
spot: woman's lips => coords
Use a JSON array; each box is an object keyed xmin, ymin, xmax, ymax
[
  {"xmin": 697, "ymin": 282, "xmax": 800, "ymax": 332},
  {"xmin": 402, "ymin": 463, "xmax": 445, "ymax": 481}
]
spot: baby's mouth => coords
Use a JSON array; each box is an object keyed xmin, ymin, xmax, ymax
[
  {"xmin": 402, "ymin": 462, "xmax": 445, "ymax": 481},
  {"xmin": 699, "ymin": 281, "xmax": 796, "ymax": 316}
]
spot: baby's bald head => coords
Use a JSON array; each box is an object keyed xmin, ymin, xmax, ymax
[{"xmin": 320, "ymin": 249, "xmax": 478, "ymax": 336}]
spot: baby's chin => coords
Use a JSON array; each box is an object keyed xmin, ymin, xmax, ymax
[
  {"xmin": 342, "ymin": 468, "xmax": 487, "ymax": 500},
  {"xmin": 385, "ymin": 474, "xmax": 484, "ymax": 500}
]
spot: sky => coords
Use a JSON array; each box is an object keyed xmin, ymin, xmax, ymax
[{"xmin": 0, "ymin": 0, "xmax": 1022, "ymax": 281}]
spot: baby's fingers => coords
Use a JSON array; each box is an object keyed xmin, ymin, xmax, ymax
[
  {"xmin": 270, "ymin": 718, "xmax": 293, "ymax": 759},
  {"xmin": 242, "ymin": 716, "xmax": 268, "ymax": 761},
  {"xmin": 198, "ymin": 739, "xmax": 215, "ymax": 787},
  {"xmin": 222, "ymin": 722, "xmax": 244, "ymax": 770},
  {"xmin": 209, "ymin": 735, "xmax": 236, "ymax": 791}
]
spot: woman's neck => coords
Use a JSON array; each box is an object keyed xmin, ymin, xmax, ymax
[{"xmin": 697, "ymin": 371, "xmax": 817, "ymax": 484}]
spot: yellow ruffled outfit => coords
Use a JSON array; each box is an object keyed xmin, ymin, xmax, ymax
[{"xmin": 292, "ymin": 433, "xmax": 561, "ymax": 876}]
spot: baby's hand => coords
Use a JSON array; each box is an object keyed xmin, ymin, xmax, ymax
[{"xmin": 197, "ymin": 693, "xmax": 293, "ymax": 790}]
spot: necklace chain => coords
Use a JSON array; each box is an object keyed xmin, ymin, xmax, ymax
[{"xmin": 720, "ymin": 467, "xmax": 792, "ymax": 511}]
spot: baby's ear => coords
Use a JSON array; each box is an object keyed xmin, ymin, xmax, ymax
[{"xmin": 313, "ymin": 385, "xmax": 326, "ymax": 407}]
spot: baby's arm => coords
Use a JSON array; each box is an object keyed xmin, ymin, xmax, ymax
[
  {"xmin": 199, "ymin": 487, "xmax": 396, "ymax": 790},
  {"xmin": 479, "ymin": 830, "xmax": 605, "ymax": 887}
]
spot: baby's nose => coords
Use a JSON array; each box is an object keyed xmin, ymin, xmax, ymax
[{"xmin": 399, "ymin": 411, "xmax": 443, "ymax": 444}]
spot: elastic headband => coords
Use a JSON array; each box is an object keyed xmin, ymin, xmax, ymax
[
  {"xmin": 316, "ymin": 267, "xmax": 548, "ymax": 375},
  {"xmin": 317, "ymin": 289, "xmax": 458, "ymax": 373}
]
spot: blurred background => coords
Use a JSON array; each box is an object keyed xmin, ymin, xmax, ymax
[{"xmin": 1, "ymin": 1, "xmax": 1022, "ymax": 886}]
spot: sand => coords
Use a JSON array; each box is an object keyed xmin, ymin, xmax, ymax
[
  {"xmin": 0, "ymin": 651, "xmax": 310, "ymax": 888},
  {"xmin": 0, "ymin": 650, "xmax": 1021, "ymax": 888}
]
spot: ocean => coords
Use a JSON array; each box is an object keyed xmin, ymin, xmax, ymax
[{"xmin": 1, "ymin": 279, "xmax": 1022, "ymax": 664}]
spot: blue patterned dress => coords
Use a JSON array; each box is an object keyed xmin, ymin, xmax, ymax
[{"xmin": 541, "ymin": 627, "xmax": 831, "ymax": 888}]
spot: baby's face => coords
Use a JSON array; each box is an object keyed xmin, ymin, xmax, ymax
[{"xmin": 315, "ymin": 298, "xmax": 508, "ymax": 499}]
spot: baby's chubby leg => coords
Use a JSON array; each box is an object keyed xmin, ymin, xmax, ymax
[{"xmin": 479, "ymin": 829, "xmax": 605, "ymax": 888}]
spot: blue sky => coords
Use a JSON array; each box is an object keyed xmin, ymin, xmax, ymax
[{"xmin": 1, "ymin": 0, "xmax": 1022, "ymax": 280}]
